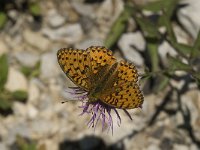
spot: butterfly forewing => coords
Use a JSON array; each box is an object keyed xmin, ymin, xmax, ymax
[
  {"xmin": 57, "ymin": 48, "xmax": 90, "ymax": 90},
  {"xmin": 86, "ymin": 46, "xmax": 117, "ymax": 89}
]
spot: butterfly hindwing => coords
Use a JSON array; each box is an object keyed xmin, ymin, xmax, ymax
[{"xmin": 99, "ymin": 61, "xmax": 143, "ymax": 109}]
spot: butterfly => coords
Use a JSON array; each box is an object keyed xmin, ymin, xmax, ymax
[{"xmin": 57, "ymin": 46, "xmax": 143, "ymax": 109}]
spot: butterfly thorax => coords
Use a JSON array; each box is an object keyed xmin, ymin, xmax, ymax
[{"xmin": 87, "ymin": 63, "xmax": 118, "ymax": 103}]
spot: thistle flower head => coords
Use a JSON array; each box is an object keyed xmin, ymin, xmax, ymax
[{"xmin": 64, "ymin": 87, "xmax": 133, "ymax": 133}]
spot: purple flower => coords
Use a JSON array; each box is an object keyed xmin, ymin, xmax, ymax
[{"xmin": 64, "ymin": 87, "xmax": 133, "ymax": 133}]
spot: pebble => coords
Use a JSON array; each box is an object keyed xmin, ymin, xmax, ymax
[
  {"xmin": 40, "ymin": 52, "xmax": 59, "ymax": 79},
  {"xmin": 42, "ymin": 24, "xmax": 83, "ymax": 44},
  {"xmin": 5, "ymin": 67, "xmax": 28, "ymax": 92},
  {"xmin": 27, "ymin": 104, "xmax": 38, "ymax": 119},
  {"xmin": 158, "ymin": 41, "xmax": 177, "ymax": 66},
  {"xmin": 0, "ymin": 40, "xmax": 8, "ymax": 55},
  {"xmin": 178, "ymin": 0, "xmax": 200, "ymax": 38},
  {"xmin": 38, "ymin": 139, "xmax": 58, "ymax": 150},
  {"xmin": 146, "ymin": 144, "xmax": 161, "ymax": 150},
  {"xmin": 23, "ymin": 29, "xmax": 50, "ymax": 51},
  {"xmin": 0, "ymin": 1, "xmax": 200, "ymax": 150},
  {"xmin": 14, "ymin": 51, "xmax": 39, "ymax": 67},
  {"xmin": 13, "ymin": 102, "xmax": 28, "ymax": 117},
  {"xmin": 75, "ymin": 39, "xmax": 104, "ymax": 49},
  {"xmin": 47, "ymin": 9, "xmax": 66, "ymax": 28},
  {"xmin": 0, "ymin": 143, "xmax": 8, "ymax": 150},
  {"xmin": 71, "ymin": 1, "xmax": 95, "ymax": 17},
  {"xmin": 28, "ymin": 79, "xmax": 40, "ymax": 105},
  {"xmin": 118, "ymin": 32, "xmax": 145, "ymax": 66},
  {"xmin": 173, "ymin": 144, "xmax": 189, "ymax": 150}
]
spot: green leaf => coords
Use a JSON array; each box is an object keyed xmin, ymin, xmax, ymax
[
  {"xmin": 16, "ymin": 136, "xmax": 37, "ymax": 150},
  {"xmin": 142, "ymin": 0, "xmax": 179, "ymax": 14},
  {"xmin": 191, "ymin": 72, "xmax": 200, "ymax": 86},
  {"xmin": 104, "ymin": 5, "xmax": 134, "ymax": 48},
  {"xmin": 170, "ymin": 40, "xmax": 193, "ymax": 57},
  {"xmin": 12, "ymin": 90, "xmax": 28, "ymax": 101},
  {"xmin": 21, "ymin": 66, "xmax": 32, "ymax": 77},
  {"xmin": 159, "ymin": 14, "xmax": 176, "ymax": 41},
  {"xmin": 193, "ymin": 30, "xmax": 200, "ymax": 50},
  {"xmin": 155, "ymin": 75, "xmax": 170, "ymax": 92},
  {"xmin": 0, "ymin": 12, "xmax": 7, "ymax": 29},
  {"xmin": 29, "ymin": 2, "xmax": 41, "ymax": 16},
  {"xmin": 167, "ymin": 55, "xmax": 192, "ymax": 71},
  {"xmin": 0, "ymin": 54, "xmax": 9, "ymax": 90},
  {"xmin": 0, "ymin": 94, "xmax": 12, "ymax": 110},
  {"xmin": 135, "ymin": 16, "xmax": 160, "ymax": 39},
  {"xmin": 21, "ymin": 61, "xmax": 40, "ymax": 78},
  {"xmin": 147, "ymin": 41, "xmax": 159, "ymax": 72},
  {"xmin": 191, "ymin": 30, "xmax": 200, "ymax": 58}
]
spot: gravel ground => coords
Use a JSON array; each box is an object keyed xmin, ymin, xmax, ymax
[{"xmin": 0, "ymin": 0, "xmax": 200, "ymax": 150}]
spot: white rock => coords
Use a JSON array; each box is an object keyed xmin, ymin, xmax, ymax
[
  {"xmin": 40, "ymin": 52, "xmax": 59, "ymax": 79},
  {"xmin": 158, "ymin": 41, "xmax": 177, "ymax": 65},
  {"xmin": 146, "ymin": 144, "xmax": 160, "ymax": 150},
  {"xmin": 118, "ymin": 32, "xmax": 145, "ymax": 66},
  {"xmin": 48, "ymin": 9, "xmax": 66, "ymax": 28},
  {"xmin": 27, "ymin": 104, "xmax": 38, "ymax": 119},
  {"xmin": 76, "ymin": 39, "xmax": 104, "ymax": 49},
  {"xmin": 96, "ymin": 0, "xmax": 123, "ymax": 23},
  {"xmin": 0, "ymin": 143, "xmax": 8, "ymax": 150},
  {"xmin": 181, "ymin": 91, "xmax": 199, "ymax": 126},
  {"xmin": 13, "ymin": 102, "xmax": 27, "ymax": 117},
  {"xmin": 173, "ymin": 144, "xmax": 189, "ymax": 150},
  {"xmin": 42, "ymin": 24, "xmax": 83, "ymax": 44},
  {"xmin": 178, "ymin": 0, "xmax": 200, "ymax": 39},
  {"xmin": 28, "ymin": 79, "xmax": 40, "ymax": 104},
  {"xmin": 30, "ymin": 119, "xmax": 59, "ymax": 139},
  {"xmin": 0, "ymin": 40, "xmax": 8, "ymax": 55},
  {"xmin": 23, "ymin": 29, "xmax": 50, "ymax": 51},
  {"xmin": 38, "ymin": 139, "xmax": 58, "ymax": 150},
  {"xmin": 72, "ymin": 1, "xmax": 95, "ymax": 17},
  {"xmin": 190, "ymin": 144, "xmax": 199, "ymax": 150},
  {"xmin": 5, "ymin": 67, "xmax": 28, "ymax": 92},
  {"xmin": 14, "ymin": 51, "xmax": 39, "ymax": 67}
]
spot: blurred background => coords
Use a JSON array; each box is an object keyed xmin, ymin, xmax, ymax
[{"xmin": 0, "ymin": 0, "xmax": 200, "ymax": 150}]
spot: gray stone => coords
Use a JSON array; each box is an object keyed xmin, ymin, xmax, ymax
[
  {"xmin": 158, "ymin": 41, "xmax": 177, "ymax": 66},
  {"xmin": 147, "ymin": 144, "xmax": 160, "ymax": 150},
  {"xmin": 5, "ymin": 67, "xmax": 28, "ymax": 92},
  {"xmin": 28, "ymin": 78, "xmax": 40, "ymax": 105},
  {"xmin": 178, "ymin": 0, "xmax": 200, "ymax": 38},
  {"xmin": 118, "ymin": 32, "xmax": 145, "ymax": 66},
  {"xmin": 48, "ymin": 9, "xmax": 66, "ymax": 28},
  {"xmin": 42, "ymin": 24, "xmax": 83, "ymax": 44},
  {"xmin": 0, "ymin": 143, "xmax": 8, "ymax": 150},
  {"xmin": 76, "ymin": 39, "xmax": 104, "ymax": 49},
  {"xmin": 38, "ymin": 139, "xmax": 58, "ymax": 150},
  {"xmin": 96, "ymin": 0, "xmax": 123, "ymax": 23},
  {"xmin": 27, "ymin": 104, "xmax": 38, "ymax": 119},
  {"xmin": 30, "ymin": 118, "xmax": 59, "ymax": 139},
  {"xmin": 7, "ymin": 10, "xmax": 18, "ymax": 20},
  {"xmin": 23, "ymin": 29, "xmax": 50, "ymax": 51},
  {"xmin": 13, "ymin": 102, "xmax": 27, "ymax": 117},
  {"xmin": 173, "ymin": 144, "xmax": 189, "ymax": 150},
  {"xmin": 71, "ymin": 1, "xmax": 95, "ymax": 17},
  {"xmin": 0, "ymin": 40, "xmax": 8, "ymax": 55},
  {"xmin": 40, "ymin": 52, "xmax": 59, "ymax": 79},
  {"xmin": 6, "ymin": 121, "xmax": 31, "ymax": 145},
  {"xmin": 15, "ymin": 51, "xmax": 39, "ymax": 67},
  {"xmin": 190, "ymin": 144, "xmax": 199, "ymax": 150}
]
